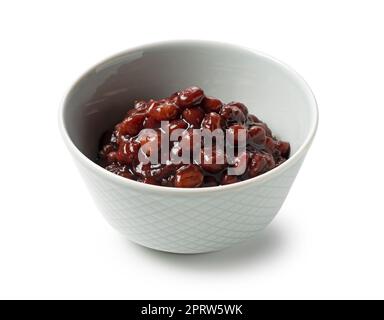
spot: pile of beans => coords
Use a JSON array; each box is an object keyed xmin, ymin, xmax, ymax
[{"xmin": 98, "ymin": 86, "xmax": 290, "ymax": 188}]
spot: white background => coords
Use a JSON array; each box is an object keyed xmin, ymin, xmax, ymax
[{"xmin": 1, "ymin": 0, "xmax": 383, "ymax": 300}]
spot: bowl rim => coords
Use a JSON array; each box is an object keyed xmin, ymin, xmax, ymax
[{"xmin": 59, "ymin": 39, "xmax": 319, "ymax": 194}]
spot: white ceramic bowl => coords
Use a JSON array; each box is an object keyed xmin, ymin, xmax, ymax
[{"xmin": 59, "ymin": 40, "xmax": 318, "ymax": 254}]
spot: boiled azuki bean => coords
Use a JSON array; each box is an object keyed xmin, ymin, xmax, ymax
[
  {"xmin": 201, "ymin": 112, "xmax": 223, "ymax": 131},
  {"xmin": 168, "ymin": 119, "xmax": 189, "ymax": 135},
  {"xmin": 148, "ymin": 100, "xmax": 180, "ymax": 121},
  {"xmin": 98, "ymin": 86, "xmax": 291, "ymax": 188},
  {"xmin": 116, "ymin": 113, "xmax": 145, "ymax": 137},
  {"xmin": 143, "ymin": 116, "xmax": 161, "ymax": 129},
  {"xmin": 201, "ymin": 97, "xmax": 223, "ymax": 113},
  {"xmin": 247, "ymin": 153, "xmax": 268, "ymax": 178},
  {"xmin": 247, "ymin": 125, "xmax": 266, "ymax": 147},
  {"xmin": 182, "ymin": 107, "xmax": 205, "ymax": 128},
  {"xmin": 175, "ymin": 86, "xmax": 204, "ymax": 108},
  {"xmin": 275, "ymin": 140, "xmax": 291, "ymax": 158},
  {"xmin": 116, "ymin": 140, "xmax": 141, "ymax": 165},
  {"xmin": 174, "ymin": 165, "xmax": 204, "ymax": 188},
  {"xmin": 227, "ymin": 102, "xmax": 248, "ymax": 116},
  {"xmin": 220, "ymin": 104, "xmax": 246, "ymax": 126},
  {"xmin": 221, "ymin": 174, "xmax": 239, "ymax": 185}
]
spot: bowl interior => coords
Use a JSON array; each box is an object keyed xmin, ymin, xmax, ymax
[{"xmin": 63, "ymin": 41, "xmax": 316, "ymax": 161}]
